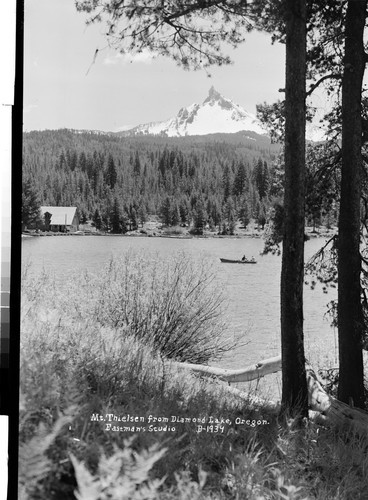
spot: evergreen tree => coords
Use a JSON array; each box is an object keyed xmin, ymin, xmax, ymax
[
  {"xmin": 80, "ymin": 209, "xmax": 88, "ymax": 224},
  {"xmin": 86, "ymin": 153, "xmax": 94, "ymax": 179},
  {"xmin": 137, "ymin": 202, "xmax": 147, "ymax": 227},
  {"xmin": 253, "ymin": 158, "xmax": 269, "ymax": 199},
  {"xmin": 233, "ymin": 161, "xmax": 248, "ymax": 197},
  {"xmin": 238, "ymin": 197, "xmax": 251, "ymax": 229},
  {"xmin": 101, "ymin": 210, "xmax": 110, "ymax": 232},
  {"xmin": 159, "ymin": 196, "xmax": 172, "ymax": 226},
  {"xmin": 257, "ymin": 202, "xmax": 267, "ymax": 229},
  {"xmin": 179, "ymin": 197, "xmax": 190, "ymax": 225},
  {"xmin": 129, "ymin": 206, "xmax": 138, "ymax": 231},
  {"xmin": 224, "ymin": 197, "xmax": 236, "ymax": 235},
  {"xmin": 222, "ymin": 164, "xmax": 232, "ymax": 200},
  {"xmin": 110, "ymin": 197, "xmax": 123, "ymax": 233},
  {"xmin": 192, "ymin": 198, "xmax": 207, "ymax": 234},
  {"xmin": 280, "ymin": 0, "xmax": 308, "ymax": 416},
  {"xmin": 250, "ymin": 187, "xmax": 261, "ymax": 220},
  {"xmin": 105, "ymin": 154, "xmax": 117, "ymax": 190},
  {"xmin": 92, "ymin": 208, "xmax": 102, "ymax": 230},
  {"xmin": 170, "ymin": 202, "xmax": 181, "ymax": 226},
  {"xmin": 262, "ymin": 160, "xmax": 270, "ymax": 198},
  {"xmin": 211, "ymin": 198, "xmax": 222, "ymax": 229},
  {"xmin": 67, "ymin": 149, "xmax": 78, "ymax": 171},
  {"xmin": 133, "ymin": 151, "xmax": 141, "ymax": 176},
  {"xmin": 22, "ymin": 178, "xmax": 42, "ymax": 229},
  {"xmin": 337, "ymin": 0, "xmax": 366, "ymax": 408},
  {"xmin": 58, "ymin": 151, "xmax": 66, "ymax": 170},
  {"xmin": 172, "ymin": 158, "xmax": 180, "ymax": 189},
  {"xmin": 78, "ymin": 151, "xmax": 87, "ymax": 172},
  {"xmin": 158, "ymin": 148, "xmax": 170, "ymax": 177}
]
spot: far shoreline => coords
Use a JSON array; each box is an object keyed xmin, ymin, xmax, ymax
[
  {"xmin": 22, "ymin": 226, "xmax": 337, "ymax": 240},
  {"xmin": 22, "ymin": 215, "xmax": 337, "ymax": 240}
]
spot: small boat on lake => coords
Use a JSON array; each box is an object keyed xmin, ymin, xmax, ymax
[{"xmin": 220, "ymin": 258, "xmax": 257, "ymax": 264}]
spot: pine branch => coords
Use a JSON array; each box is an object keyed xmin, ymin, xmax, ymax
[{"xmin": 306, "ymin": 73, "xmax": 342, "ymax": 97}]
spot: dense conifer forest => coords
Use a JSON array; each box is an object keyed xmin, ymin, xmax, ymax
[{"xmin": 22, "ymin": 128, "xmax": 338, "ymax": 233}]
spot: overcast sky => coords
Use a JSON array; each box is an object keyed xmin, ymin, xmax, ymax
[{"xmin": 23, "ymin": 0, "xmax": 290, "ymax": 132}]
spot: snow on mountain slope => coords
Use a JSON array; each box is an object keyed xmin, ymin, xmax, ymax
[{"xmin": 125, "ymin": 87, "xmax": 266, "ymax": 137}]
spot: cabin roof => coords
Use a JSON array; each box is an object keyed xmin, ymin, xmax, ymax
[{"xmin": 40, "ymin": 206, "xmax": 77, "ymax": 225}]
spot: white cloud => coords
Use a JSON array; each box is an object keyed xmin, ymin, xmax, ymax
[{"xmin": 104, "ymin": 50, "xmax": 155, "ymax": 65}]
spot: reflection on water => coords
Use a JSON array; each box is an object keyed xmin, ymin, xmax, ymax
[{"xmin": 22, "ymin": 235, "xmax": 338, "ymax": 399}]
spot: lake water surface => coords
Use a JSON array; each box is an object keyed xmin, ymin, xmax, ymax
[{"xmin": 22, "ymin": 235, "xmax": 338, "ymax": 398}]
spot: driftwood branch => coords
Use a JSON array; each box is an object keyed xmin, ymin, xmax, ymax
[
  {"xmin": 307, "ymin": 365, "xmax": 368, "ymax": 435},
  {"xmin": 177, "ymin": 356, "xmax": 368, "ymax": 435},
  {"xmin": 177, "ymin": 356, "xmax": 282, "ymax": 383}
]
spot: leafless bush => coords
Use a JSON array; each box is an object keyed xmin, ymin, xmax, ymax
[{"xmin": 88, "ymin": 251, "xmax": 232, "ymax": 363}]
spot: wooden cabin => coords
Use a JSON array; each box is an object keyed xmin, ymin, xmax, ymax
[{"xmin": 40, "ymin": 206, "xmax": 79, "ymax": 232}]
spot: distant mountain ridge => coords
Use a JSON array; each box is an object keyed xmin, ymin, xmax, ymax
[
  {"xmin": 118, "ymin": 87, "xmax": 267, "ymax": 138},
  {"xmin": 25, "ymin": 86, "xmax": 326, "ymax": 142}
]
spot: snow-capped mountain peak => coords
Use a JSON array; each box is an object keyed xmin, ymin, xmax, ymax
[
  {"xmin": 204, "ymin": 85, "xmax": 237, "ymax": 110},
  {"xmin": 123, "ymin": 87, "xmax": 266, "ymax": 137}
]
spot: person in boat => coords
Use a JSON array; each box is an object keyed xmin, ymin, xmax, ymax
[
  {"xmin": 250, "ymin": 256, "xmax": 256, "ymax": 262},
  {"xmin": 241, "ymin": 255, "xmax": 248, "ymax": 262}
]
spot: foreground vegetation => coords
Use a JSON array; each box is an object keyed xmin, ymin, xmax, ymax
[{"xmin": 20, "ymin": 254, "xmax": 368, "ymax": 499}]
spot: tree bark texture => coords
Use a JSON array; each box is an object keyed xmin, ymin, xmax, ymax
[
  {"xmin": 281, "ymin": 0, "xmax": 308, "ymax": 416},
  {"xmin": 338, "ymin": 0, "xmax": 367, "ymax": 409}
]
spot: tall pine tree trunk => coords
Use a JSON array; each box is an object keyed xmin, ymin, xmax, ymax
[
  {"xmin": 281, "ymin": 0, "xmax": 308, "ymax": 416},
  {"xmin": 338, "ymin": 0, "xmax": 367, "ymax": 409}
]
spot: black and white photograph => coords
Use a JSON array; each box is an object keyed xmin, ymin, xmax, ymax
[{"xmin": 19, "ymin": 1, "xmax": 368, "ymax": 499}]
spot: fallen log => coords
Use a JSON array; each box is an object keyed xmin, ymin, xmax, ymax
[
  {"xmin": 177, "ymin": 356, "xmax": 368, "ymax": 435},
  {"xmin": 307, "ymin": 365, "xmax": 368, "ymax": 435},
  {"xmin": 177, "ymin": 356, "xmax": 282, "ymax": 383}
]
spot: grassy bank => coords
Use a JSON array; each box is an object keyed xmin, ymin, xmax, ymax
[{"xmin": 20, "ymin": 254, "xmax": 368, "ymax": 499}]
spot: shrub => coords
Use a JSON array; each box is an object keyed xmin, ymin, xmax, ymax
[
  {"xmin": 162, "ymin": 226, "xmax": 185, "ymax": 236},
  {"xmin": 38, "ymin": 251, "xmax": 232, "ymax": 364}
]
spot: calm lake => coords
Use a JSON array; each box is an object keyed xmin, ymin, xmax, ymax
[{"xmin": 22, "ymin": 235, "xmax": 338, "ymax": 398}]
